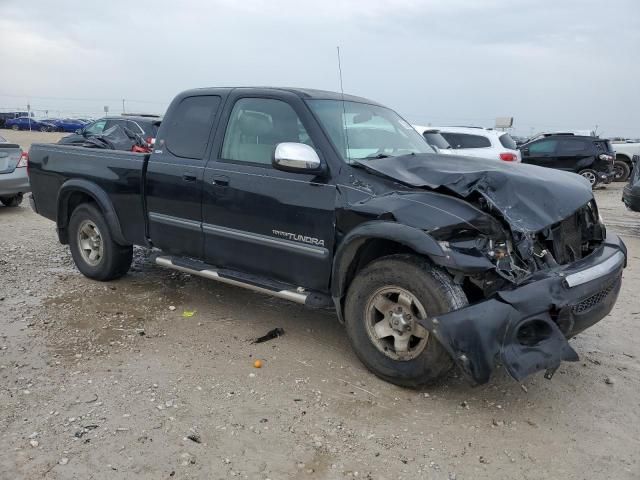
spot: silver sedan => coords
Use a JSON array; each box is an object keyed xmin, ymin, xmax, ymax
[{"xmin": 0, "ymin": 134, "xmax": 29, "ymax": 207}]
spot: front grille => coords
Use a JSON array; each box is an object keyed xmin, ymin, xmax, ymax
[{"xmin": 571, "ymin": 283, "xmax": 615, "ymax": 315}]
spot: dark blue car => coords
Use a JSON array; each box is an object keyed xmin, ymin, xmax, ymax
[
  {"xmin": 5, "ymin": 117, "xmax": 56, "ymax": 132},
  {"xmin": 46, "ymin": 118, "xmax": 87, "ymax": 133}
]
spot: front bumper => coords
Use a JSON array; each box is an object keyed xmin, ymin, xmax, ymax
[
  {"xmin": 422, "ymin": 233, "xmax": 627, "ymax": 384},
  {"xmin": 0, "ymin": 168, "xmax": 30, "ymax": 196}
]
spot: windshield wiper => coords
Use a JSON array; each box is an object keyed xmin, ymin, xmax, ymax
[{"xmin": 363, "ymin": 153, "xmax": 391, "ymax": 159}]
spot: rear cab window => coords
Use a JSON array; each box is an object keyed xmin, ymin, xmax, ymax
[{"xmin": 164, "ymin": 96, "xmax": 221, "ymax": 159}]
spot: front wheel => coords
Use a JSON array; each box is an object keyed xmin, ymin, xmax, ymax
[
  {"xmin": 579, "ymin": 169, "xmax": 599, "ymax": 188},
  {"xmin": 344, "ymin": 254, "xmax": 468, "ymax": 387},
  {"xmin": 11, "ymin": 124, "xmax": 19, "ymax": 131},
  {"xmin": 0, "ymin": 194, "xmax": 23, "ymax": 207},
  {"xmin": 68, "ymin": 203, "xmax": 133, "ymax": 281}
]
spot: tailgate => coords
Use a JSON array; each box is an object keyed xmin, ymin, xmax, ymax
[{"xmin": 0, "ymin": 144, "xmax": 21, "ymax": 174}]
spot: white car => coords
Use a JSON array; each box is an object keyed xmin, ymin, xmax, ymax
[
  {"xmin": 611, "ymin": 141, "xmax": 640, "ymax": 182},
  {"xmin": 412, "ymin": 126, "xmax": 455, "ymax": 155},
  {"xmin": 431, "ymin": 126, "xmax": 521, "ymax": 162}
]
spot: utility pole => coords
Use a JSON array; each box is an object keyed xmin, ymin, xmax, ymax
[{"xmin": 122, "ymin": 99, "xmax": 126, "ymax": 114}]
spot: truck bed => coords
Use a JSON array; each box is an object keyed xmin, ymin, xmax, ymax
[{"xmin": 28, "ymin": 143, "xmax": 149, "ymax": 246}]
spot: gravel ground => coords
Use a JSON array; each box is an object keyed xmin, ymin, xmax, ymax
[{"xmin": 1, "ymin": 130, "xmax": 639, "ymax": 479}]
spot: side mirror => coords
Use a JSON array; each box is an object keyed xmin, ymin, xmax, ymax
[
  {"xmin": 75, "ymin": 129, "xmax": 82, "ymax": 135},
  {"xmin": 273, "ymin": 142, "xmax": 322, "ymax": 173}
]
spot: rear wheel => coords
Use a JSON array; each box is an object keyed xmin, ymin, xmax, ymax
[
  {"xmin": 613, "ymin": 160, "xmax": 631, "ymax": 182},
  {"xmin": 11, "ymin": 124, "xmax": 19, "ymax": 131},
  {"xmin": 68, "ymin": 203, "xmax": 132, "ymax": 281},
  {"xmin": 0, "ymin": 194, "xmax": 23, "ymax": 207},
  {"xmin": 344, "ymin": 254, "xmax": 467, "ymax": 387},
  {"xmin": 579, "ymin": 169, "xmax": 599, "ymax": 188}
]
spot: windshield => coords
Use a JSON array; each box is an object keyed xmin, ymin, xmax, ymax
[
  {"xmin": 423, "ymin": 131, "xmax": 451, "ymax": 150},
  {"xmin": 307, "ymin": 100, "xmax": 433, "ymax": 162}
]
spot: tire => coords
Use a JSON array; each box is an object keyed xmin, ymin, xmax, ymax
[
  {"xmin": 579, "ymin": 169, "xmax": 599, "ymax": 188},
  {"xmin": 344, "ymin": 254, "xmax": 468, "ymax": 387},
  {"xmin": 613, "ymin": 160, "xmax": 631, "ymax": 182},
  {"xmin": 11, "ymin": 124, "xmax": 19, "ymax": 131},
  {"xmin": 0, "ymin": 194, "xmax": 23, "ymax": 207},
  {"xmin": 68, "ymin": 203, "xmax": 132, "ymax": 281}
]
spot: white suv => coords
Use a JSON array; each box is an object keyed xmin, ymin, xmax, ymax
[{"xmin": 429, "ymin": 126, "xmax": 521, "ymax": 162}]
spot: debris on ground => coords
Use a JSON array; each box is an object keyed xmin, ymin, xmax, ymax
[
  {"xmin": 182, "ymin": 310, "xmax": 196, "ymax": 318},
  {"xmin": 604, "ymin": 376, "xmax": 615, "ymax": 385},
  {"xmin": 251, "ymin": 327, "xmax": 285, "ymax": 344},
  {"xmin": 187, "ymin": 434, "xmax": 201, "ymax": 444},
  {"xmin": 253, "ymin": 359, "xmax": 263, "ymax": 369},
  {"xmin": 74, "ymin": 425, "xmax": 99, "ymax": 438}
]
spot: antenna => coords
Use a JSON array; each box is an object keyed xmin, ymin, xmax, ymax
[{"xmin": 336, "ymin": 46, "xmax": 351, "ymax": 161}]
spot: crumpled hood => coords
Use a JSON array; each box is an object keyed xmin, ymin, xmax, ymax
[{"xmin": 357, "ymin": 153, "xmax": 594, "ymax": 233}]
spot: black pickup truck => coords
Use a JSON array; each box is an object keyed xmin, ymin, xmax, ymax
[{"xmin": 28, "ymin": 87, "xmax": 627, "ymax": 387}]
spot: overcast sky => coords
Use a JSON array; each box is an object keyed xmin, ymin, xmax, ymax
[{"xmin": 1, "ymin": 0, "xmax": 638, "ymax": 137}]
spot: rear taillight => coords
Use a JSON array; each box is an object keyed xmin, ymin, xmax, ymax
[
  {"xmin": 499, "ymin": 152, "xmax": 517, "ymax": 162},
  {"xmin": 17, "ymin": 151, "xmax": 28, "ymax": 168}
]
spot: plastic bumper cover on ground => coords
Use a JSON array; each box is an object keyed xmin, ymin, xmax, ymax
[{"xmin": 421, "ymin": 233, "xmax": 627, "ymax": 384}]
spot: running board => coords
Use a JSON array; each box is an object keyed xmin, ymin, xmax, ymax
[{"xmin": 155, "ymin": 256, "xmax": 331, "ymax": 307}]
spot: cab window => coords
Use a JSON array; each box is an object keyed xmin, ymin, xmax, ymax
[
  {"xmin": 221, "ymin": 98, "xmax": 313, "ymax": 166},
  {"xmin": 84, "ymin": 120, "xmax": 107, "ymax": 135}
]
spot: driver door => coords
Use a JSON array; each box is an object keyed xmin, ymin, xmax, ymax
[{"xmin": 201, "ymin": 95, "xmax": 336, "ymax": 291}]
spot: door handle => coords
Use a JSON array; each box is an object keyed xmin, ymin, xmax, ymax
[
  {"xmin": 182, "ymin": 174, "xmax": 197, "ymax": 182},
  {"xmin": 212, "ymin": 175, "xmax": 229, "ymax": 186}
]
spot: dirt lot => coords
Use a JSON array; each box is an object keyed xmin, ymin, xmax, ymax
[{"xmin": 1, "ymin": 129, "xmax": 639, "ymax": 479}]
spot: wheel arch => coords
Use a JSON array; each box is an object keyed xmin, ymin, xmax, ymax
[
  {"xmin": 330, "ymin": 222, "xmax": 448, "ymax": 322},
  {"xmin": 57, "ymin": 179, "xmax": 128, "ymax": 246},
  {"xmin": 615, "ymin": 152, "xmax": 633, "ymax": 164}
]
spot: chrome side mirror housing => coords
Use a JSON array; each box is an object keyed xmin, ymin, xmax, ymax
[{"xmin": 273, "ymin": 142, "xmax": 322, "ymax": 173}]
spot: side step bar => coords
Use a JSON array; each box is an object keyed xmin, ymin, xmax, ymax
[{"xmin": 155, "ymin": 256, "xmax": 330, "ymax": 307}]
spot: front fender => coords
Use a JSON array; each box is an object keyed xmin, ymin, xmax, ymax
[
  {"xmin": 330, "ymin": 221, "xmax": 448, "ymax": 300},
  {"xmin": 57, "ymin": 178, "xmax": 128, "ymax": 245}
]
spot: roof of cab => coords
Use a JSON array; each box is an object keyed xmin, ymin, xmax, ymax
[{"xmin": 176, "ymin": 87, "xmax": 381, "ymax": 106}]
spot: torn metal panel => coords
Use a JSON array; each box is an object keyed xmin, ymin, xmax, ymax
[{"xmin": 356, "ymin": 153, "xmax": 594, "ymax": 233}]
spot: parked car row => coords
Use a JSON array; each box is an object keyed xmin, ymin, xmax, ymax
[
  {"xmin": 3, "ymin": 116, "xmax": 89, "ymax": 133},
  {"xmin": 414, "ymin": 126, "xmax": 616, "ymax": 188}
]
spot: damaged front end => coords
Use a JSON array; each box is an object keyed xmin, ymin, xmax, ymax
[
  {"xmin": 425, "ymin": 233, "xmax": 625, "ymax": 383},
  {"xmin": 429, "ymin": 201, "xmax": 625, "ymax": 384},
  {"xmin": 354, "ymin": 154, "xmax": 627, "ymax": 384}
]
